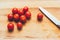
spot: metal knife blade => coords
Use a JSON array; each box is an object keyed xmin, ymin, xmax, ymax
[{"xmin": 39, "ymin": 7, "xmax": 60, "ymax": 27}]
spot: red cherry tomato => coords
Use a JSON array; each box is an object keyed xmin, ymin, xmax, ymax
[
  {"xmin": 20, "ymin": 15, "xmax": 26, "ymax": 23},
  {"xmin": 18, "ymin": 9, "xmax": 24, "ymax": 16},
  {"xmin": 37, "ymin": 13, "xmax": 43, "ymax": 20},
  {"xmin": 14, "ymin": 14, "xmax": 19, "ymax": 21},
  {"xmin": 8, "ymin": 14, "xmax": 13, "ymax": 21},
  {"xmin": 23, "ymin": 6, "xmax": 28, "ymax": 13},
  {"xmin": 17, "ymin": 22, "xmax": 23, "ymax": 30},
  {"xmin": 7, "ymin": 23, "xmax": 14, "ymax": 32},
  {"xmin": 25, "ymin": 11, "xmax": 31, "ymax": 20},
  {"xmin": 12, "ymin": 8, "xmax": 18, "ymax": 14}
]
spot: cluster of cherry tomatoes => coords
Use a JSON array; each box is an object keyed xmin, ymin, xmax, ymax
[
  {"xmin": 7, "ymin": 6, "xmax": 43, "ymax": 32},
  {"xmin": 7, "ymin": 6, "xmax": 31, "ymax": 32}
]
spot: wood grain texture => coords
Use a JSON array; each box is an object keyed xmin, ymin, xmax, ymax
[
  {"xmin": 0, "ymin": 8, "xmax": 60, "ymax": 39},
  {"xmin": 0, "ymin": 1, "xmax": 60, "ymax": 9}
]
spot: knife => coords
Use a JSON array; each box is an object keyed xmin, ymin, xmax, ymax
[{"xmin": 39, "ymin": 7, "xmax": 60, "ymax": 28}]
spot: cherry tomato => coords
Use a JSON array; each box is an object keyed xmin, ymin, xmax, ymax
[
  {"xmin": 7, "ymin": 23, "xmax": 14, "ymax": 32},
  {"xmin": 8, "ymin": 14, "xmax": 13, "ymax": 21},
  {"xmin": 17, "ymin": 22, "xmax": 23, "ymax": 30},
  {"xmin": 20, "ymin": 15, "xmax": 26, "ymax": 23},
  {"xmin": 14, "ymin": 14, "xmax": 20, "ymax": 21},
  {"xmin": 12, "ymin": 8, "xmax": 18, "ymax": 14},
  {"xmin": 18, "ymin": 9, "xmax": 24, "ymax": 16},
  {"xmin": 23, "ymin": 6, "xmax": 28, "ymax": 13},
  {"xmin": 37, "ymin": 13, "xmax": 43, "ymax": 20},
  {"xmin": 25, "ymin": 11, "xmax": 31, "ymax": 20}
]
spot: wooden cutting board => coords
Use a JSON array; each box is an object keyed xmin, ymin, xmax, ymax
[{"xmin": 0, "ymin": 7, "xmax": 60, "ymax": 39}]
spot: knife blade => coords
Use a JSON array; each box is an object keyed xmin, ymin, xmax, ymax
[{"xmin": 39, "ymin": 7, "xmax": 60, "ymax": 28}]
